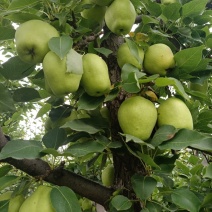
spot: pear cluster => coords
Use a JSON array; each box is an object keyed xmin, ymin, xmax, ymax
[
  {"xmin": 81, "ymin": 0, "xmax": 136, "ymax": 35},
  {"xmin": 117, "ymin": 42, "xmax": 175, "ymax": 76},
  {"xmin": 15, "ymin": 20, "xmax": 111, "ymax": 97},
  {"xmin": 118, "ymin": 96, "xmax": 193, "ymax": 141}
]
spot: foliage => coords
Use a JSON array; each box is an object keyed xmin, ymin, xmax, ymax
[{"xmin": 0, "ymin": 0, "xmax": 211, "ymax": 211}]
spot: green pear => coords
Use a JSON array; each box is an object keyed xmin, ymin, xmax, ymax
[
  {"xmin": 144, "ymin": 43, "xmax": 175, "ymax": 76},
  {"xmin": 81, "ymin": 53, "xmax": 111, "ymax": 97},
  {"xmin": 101, "ymin": 164, "xmax": 115, "ymax": 187},
  {"xmin": 43, "ymin": 51, "xmax": 82, "ymax": 96},
  {"xmin": 105, "ymin": 0, "xmax": 136, "ymax": 35},
  {"xmin": 80, "ymin": 198, "xmax": 93, "ymax": 210},
  {"xmin": 8, "ymin": 194, "xmax": 25, "ymax": 212},
  {"xmin": 157, "ymin": 98, "xmax": 193, "ymax": 130},
  {"xmin": 118, "ymin": 96, "xmax": 157, "ymax": 141},
  {"xmin": 15, "ymin": 20, "xmax": 59, "ymax": 64},
  {"xmin": 117, "ymin": 42, "xmax": 144, "ymax": 69},
  {"xmin": 91, "ymin": 0, "xmax": 113, "ymax": 6},
  {"xmin": 19, "ymin": 185, "xmax": 54, "ymax": 212},
  {"xmin": 81, "ymin": 0, "xmax": 107, "ymax": 24}
]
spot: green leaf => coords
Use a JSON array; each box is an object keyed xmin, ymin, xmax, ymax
[
  {"xmin": 94, "ymin": 47, "xmax": 113, "ymax": 57},
  {"xmin": 36, "ymin": 103, "xmax": 51, "ymax": 118},
  {"xmin": 0, "ymin": 56, "xmax": 35, "ymax": 80},
  {"xmin": 174, "ymin": 46, "xmax": 204, "ymax": 72},
  {"xmin": 150, "ymin": 125, "xmax": 177, "ymax": 147},
  {"xmin": 5, "ymin": 13, "xmax": 42, "ymax": 24},
  {"xmin": 0, "ymin": 140, "xmax": 44, "ymax": 160},
  {"xmin": 145, "ymin": 201, "xmax": 162, "ymax": 212},
  {"xmin": 78, "ymin": 93, "xmax": 105, "ymax": 110},
  {"xmin": 162, "ymin": 3, "xmax": 181, "ymax": 21},
  {"xmin": 190, "ymin": 137, "xmax": 212, "ymax": 152},
  {"xmin": 0, "ymin": 27, "xmax": 15, "ymax": 41},
  {"xmin": 0, "ymin": 165, "xmax": 13, "ymax": 178},
  {"xmin": 122, "ymin": 72, "xmax": 140, "ymax": 93},
  {"xmin": 62, "ymin": 117, "xmax": 108, "ymax": 134},
  {"xmin": 42, "ymin": 128, "xmax": 67, "ymax": 149},
  {"xmin": 66, "ymin": 49, "xmax": 83, "ymax": 75},
  {"xmin": 131, "ymin": 174, "xmax": 157, "ymax": 200},
  {"xmin": 138, "ymin": 74, "xmax": 159, "ymax": 84},
  {"xmin": 13, "ymin": 88, "xmax": 41, "ymax": 102},
  {"xmin": 137, "ymin": 153, "xmax": 160, "ymax": 169},
  {"xmin": 41, "ymin": 148, "xmax": 61, "ymax": 157},
  {"xmin": 155, "ymin": 77, "xmax": 190, "ymax": 100},
  {"xmin": 0, "ymin": 200, "xmax": 9, "ymax": 212},
  {"xmin": 203, "ymin": 164, "xmax": 212, "ymax": 179},
  {"xmin": 64, "ymin": 140, "xmax": 106, "ymax": 157},
  {"xmin": 51, "ymin": 186, "xmax": 81, "ymax": 212},
  {"xmin": 182, "ymin": 0, "xmax": 208, "ymax": 18},
  {"xmin": 0, "ymin": 83, "xmax": 16, "ymax": 112},
  {"xmin": 0, "ymin": 176, "xmax": 19, "ymax": 191},
  {"xmin": 201, "ymin": 193, "xmax": 212, "ymax": 208},
  {"xmin": 171, "ymin": 188, "xmax": 201, "ymax": 212},
  {"xmin": 111, "ymin": 195, "xmax": 132, "ymax": 211},
  {"xmin": 8, "ymin": 0, "xmax": 41, "ymax": 10},
  {"xmin": 159, "ymin": 129, "xmax": 209, "ymax": 150},
  {"xmin": 48, "ymin": 35, "xmax": 73, "ymax": 60}
]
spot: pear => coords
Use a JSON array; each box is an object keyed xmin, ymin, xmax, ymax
[
  {"xmin": 91, "ymin": 0, "xmax": 113, "ymax": 6},
  {"xmin": 105, "ymin": 0, "xmax": 136, "ymax": 35},
  {"xmin": 117, "ymin": 42, "xmax": 144, "ymax": 69},
  {"xmin": 157, "ymin": 98, "xmax": 193, "ymax": 130},
  {"xmin": 161, "ymin": 0, "xmax": 178, "ymax": 4},
  {"xmin": 15, "ymin": 20, "xmax": 59, "ymax": 64},
  {"xmin": 118, "ymin": 96, "xmax": 157, "ymax": 141},
  {"xmin": 8, "ymin": 195, "xmax": 25, "ymax": 212},
  {"xmin": 81, "ymin": 0, "xmax": 107, "ymax": 24},
  {"xmin": 19, "ymin": 185, "xmax": 54, "ymax": 212},
  {"xmin": 81, "ymin": 53, "xmax": 111, "ymax": 97},
  {"xmin": 42, "ymin": 50, "xmax": 82, "ymax": 96},
  {"xmin": 101, "ymin": 164, "xmax": 115, "ymax": 187},
  {"xmin": 144, "ymin": 43, "xmax": 175, "ymax": 76}
]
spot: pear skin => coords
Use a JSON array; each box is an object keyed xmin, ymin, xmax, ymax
[
  {"xmin": 81, "ymin": 53, "xmax": 111, "ymax": 97},
  {"xmin": 15, "ymin": 20, "xmax": 59, "ymax": 64},
  {"xmin": 144, "ymin": 43, "xmax": 175, "ymax": 76},
  {"xmin": 105, "ymin": 0, "xmax": 136, "ymax": 35},
  {"xmin": 157, "ymin": 98, "xmax": 193, "ymax": 130},
  {"xmin": 118, "ymin": 96, "xmax": 157, "ymax": 141},
  {"xmin": 43, "ymin": 51, "xmax": 82, "ymax": 96}
]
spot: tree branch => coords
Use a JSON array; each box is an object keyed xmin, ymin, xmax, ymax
[{"xmin": 0, "ymin": 127, "xmax": 113, "ymax": 208}]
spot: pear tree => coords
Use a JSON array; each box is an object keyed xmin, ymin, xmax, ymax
[{"xmin": 0, "ymin": 0, "xmax": 211, "ymax": 211}]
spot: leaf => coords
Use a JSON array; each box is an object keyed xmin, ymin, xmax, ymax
[
  {"xmin": 203, "ymin": 164, "xmax": 212, "ymax": 179},
  {"xmin": 150, "ymin": 125, "xmax": 177, "ymax": 147},
  {"xmin": 41, "ymin": 148, "xmax": 61, "ymax": 157},
  {"xmin": 155, "ymin": 77, "xmax": 190, "ymax": 100},
  {"xmin": 13, "ymin": 87, "xmax": 41, "ymax": 102},
  {"xmin": 171, "ymin": 188, "xmax": 201, "ymax": 212},
  {"xmin": 94, "ymin": 47, "xmax": 113, "ymax": 57},
  {"xmin": 62, "ymin": 117, "xmax": 108, "ymax": 134},
  {"xmin": 0, "ymin": 27, "xmax": 15, "ymax": 41},
  {"xmin": 182, "ymin": 0, "xmax": 208, "ymax": 18},
  {"xmin": 51, "ymin": 186, "xmax": 81, "ymax": 212},
  {"xmin": 162, "ymin": 3, "xmax": 181, "ymax": 21},
  {"xmin": 42, "ymin": 128, "xmax": 67, "ymax": 149},
  {"xmin": 78, "ymin": 93, "xmax": 105, "ymax": 110},
  {"xmin": 64, "ymin": 140, "xmax": 106, "ymax": 157},
  {"xmin": 137, "ymin": 153, "xmax": 160, "ymax": 169},
  {"xmin": 201, "ymin": 193, "xmax": 212, "ymax": 208},
  {"xmin": 190, "ymin": 137, "xmax": 212, "ymax": 152},
  {"xmin": 159, "ymin": 129, "xmax": 211, "ymax": 150},
  {"xmin": 0, "ymin": 165, "xmax": 13, "ymax": 178},
  {"xmin": 131, "ymin": 174, "xmax": 157, "ymax": 200},
  {"xmin": 36, "ymin": 103, "xmax": 51, "ymax": 118},
  {"xmin": 122, "ymin": 72, "xmax": 140, "ymax": 93},
  {"xmin": 0, "ymin": 56, "xmax": 35, "ymax": 80},
  {"xmin": 48, "ymin": 35, "xmax": 73, "ymax": 60},
  {"xmin": 174, "ymin": 46, "xmax": 204, "ymax": 72},
  {"xmin": 5, "ymin": 13, "xmax": 42, "ymax": 23},
  {"xmin": 0, "ymin": 83, "xmax": 16, "ymax": 112},
  {"xmin": 0, "ymin": 176, "xmax": 19, "ymax": 191},
  {"xmin": 111, "ymin": 195, "xmax": 132, "ymax": 211},
  {"xmin": 66, "ymin": 49, "xmax": 83, "ymax": 75},
  {"xmin": 8, "ymin": 0, "xmax": 41, "ymax": 10},
  {"xmin": 0, "ymin": 140, "xmax": 44, "ymax": 160}
]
